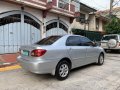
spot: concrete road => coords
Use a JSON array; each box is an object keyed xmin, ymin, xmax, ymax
[{"xmin": 0, "ymin": 53, "xmax": 120, "ymax": 90}]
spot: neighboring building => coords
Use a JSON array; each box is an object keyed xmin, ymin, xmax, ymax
[
  {"xmin": 97, "ymin": 7, "xmax": 120, "ymax": 19},
  {"xmin": 72, "ymin": 2, "xmax": 108, "ymax": 32},
  {"xmin": 95, "ymin": 13, "xmax": 108, "ymax": 32},
  {"xmin": 0, "ymin": 0, "xmax": 108, "ymax": 55},
  {"xmin": 0, "ymin": 0, "xmax": 80, "ymax": 54},
  {"xmin": 96, "ymin": 7, "xmax": 120, "ymax": 32},
  {"xmin": 72, "ymin": 3, "xmax": 97, "ymax": 31}
]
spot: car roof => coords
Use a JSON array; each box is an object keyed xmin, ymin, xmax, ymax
[
  {"xmin": 46, "ymin": 35, "xmax": 84, "ymax": 38},
  {"xmin": 63, "ymin": 34, "xmax": 84, "ymax": 37}
]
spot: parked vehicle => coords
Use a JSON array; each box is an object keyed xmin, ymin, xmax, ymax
[
  {"xmin": 101, "ymin": 34, "xmax": 120, "ymax": 52},
  {"xmin": 17, "ymin": 35, "xmax": 105, "ymax": 80}
]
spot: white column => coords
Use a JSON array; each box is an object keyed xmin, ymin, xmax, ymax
[
  {"xmin": 68, "ymin": 24, "xmax": 72, "ymax": 34},
  {"xmin": 41, "ymin": 18, "xmax": 46, "ymax": 38},
  {"xmin": 69, "ymin": 0, "xmax": 71, "ymax": 11},
  {"xmin": 57, "ymin": 0, "xmax": 59, "ymax": 7}
]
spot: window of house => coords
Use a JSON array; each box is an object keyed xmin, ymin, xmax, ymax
[
  {"xmin": 73, "ymin": 1, "xmax": 80, "ymax": 12},
  {"xmin": 58, "ymin": 0, "xmax": 69, "ymax": 10},
  {"xmin": 59, "ymin": 23, "xmax": 68, "ymax": 32},
  {"xmin": 80, "ymin": 13, "xmax": 86, "ymax": 23},
  {"xmin": 76, "ymin": 13, "xmax": 86, "ymax": 22},
  {"xmin": 46, "ymin": 22, "xmax": 57, "ymax": 31},
  {"xmin": 80, "ymin": 13, "xmax": 86, "ymax": 20},
  {"xmin": 96, "ymin": 18, "xmax": 99, "ymax": 30},
  {"xmin": 24, "ymin": 15, "xmax": 40, "ymax": 29},
  {"xmin": 0, "ymin": 14, "xmax": 21, "ymax": 26}
]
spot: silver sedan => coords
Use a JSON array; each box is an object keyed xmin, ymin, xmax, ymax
[{"xmin": 17, "ymin": 35, "xmax": 105, "ymax": 80}]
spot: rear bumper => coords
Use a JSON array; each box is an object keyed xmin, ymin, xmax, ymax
[
  {"xmin": 17, "ymin": 56, "xmax": 59, "ymax": 75},
  {"xmin": 101, "ymin": 42, "xmax": 120, "ymax": 50},
  {"xmin": 103, "ymin": 48, "xmax": 120, "ymax": 50}
]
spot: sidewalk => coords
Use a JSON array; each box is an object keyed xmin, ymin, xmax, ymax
[{"xmin": 0, "ymin": 53, "xmax": 19, "ymax": 68}]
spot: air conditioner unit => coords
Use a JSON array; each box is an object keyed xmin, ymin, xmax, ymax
[{"xmin": 80, "ymin": 18, "xmax": 85, "ymax": 23}]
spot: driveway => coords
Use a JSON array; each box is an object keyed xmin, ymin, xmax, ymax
[{"xmin": 0, "ymin": 53, "xmax": 120, "ymax": 90}]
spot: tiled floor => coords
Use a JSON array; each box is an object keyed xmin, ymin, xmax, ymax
[{"xmin": 0, "ymin": 53, "xmax": 19, "ymax": 64}]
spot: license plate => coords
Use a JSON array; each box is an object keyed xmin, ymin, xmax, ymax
[
  {"xmin": 101, "ymin": 43, "xmax": 107, "ymax": 47},
  {"xmin": 22, "ymin": 50, "xmax": 29, "ymax": 56}
]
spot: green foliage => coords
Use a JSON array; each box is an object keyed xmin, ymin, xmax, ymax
[{"xmin": 105, "ymin": 16, "xmax": 120, "ymax": 34}]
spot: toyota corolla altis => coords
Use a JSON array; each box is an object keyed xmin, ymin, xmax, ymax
[{"xmin": 17, "ymin": 35, "xmax": 105, "ymax": 80}]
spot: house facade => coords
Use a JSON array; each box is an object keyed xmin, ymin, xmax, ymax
[
  {"xmin": 95, "ymin": 14, "xmax": 108, "ymax": 32},
  {"xmin": 0, "ymin": 0, "xmax": 80, "ymax": 54},
  {"xmin": 96, "ymin": 7, "xmax": 120, "ymax": 32},
  {"xmin": 72, "ymin": 3, "xmax": 96, "ymax": 31},
  {"xmin": 72, "ymin": 2, "xmax": 107, "ymax": 32},
  {"xmin": 0, "ymin": 0, "xmax": 107, "ymax": 55},
  {"xmin": 97, "ymin": 7, "xmax": 120, "ymax": 19}
]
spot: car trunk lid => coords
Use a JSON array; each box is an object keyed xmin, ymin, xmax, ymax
[{"xmin": 20, "ymin": 44, "xmax": 47, "ymax": 57}]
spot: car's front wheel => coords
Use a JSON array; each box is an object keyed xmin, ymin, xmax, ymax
[
  {"xmin": 55, "ymin": 61, "xmax": 70, "ymax": 80},
  {"xmin": 97, "ymin": 53, "xmax": 104, "ymax": 65}
]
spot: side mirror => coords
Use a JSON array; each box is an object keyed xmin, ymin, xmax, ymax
[{"xmin": 92, "ymin": 42, "xmax": 98, "ymax": 47}]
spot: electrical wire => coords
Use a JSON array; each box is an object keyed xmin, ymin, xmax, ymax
[
  {"xmin": 112, "ymin": 0, "xmax": 120, "ymax": 15},
  {"xmin": 113, "ymin": 0, "xmax": 120, "ymax": 7}
]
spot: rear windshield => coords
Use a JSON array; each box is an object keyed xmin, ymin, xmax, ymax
[
  {"xmin": 35, "ymin": 36, "xmax": 62, "ymax": 45},
  {"xmin": 102, "ymin": 35, "xmax": 118, "ymax": 41}
]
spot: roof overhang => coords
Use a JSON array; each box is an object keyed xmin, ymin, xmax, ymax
[{"xmin": 80, "ymin": 3, "xmax": 97, "ymax": 13}]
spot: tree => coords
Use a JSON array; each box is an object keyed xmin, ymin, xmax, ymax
[{"xmin": 105, "ymin": 16, "xmax": 120, "ymax": 34}]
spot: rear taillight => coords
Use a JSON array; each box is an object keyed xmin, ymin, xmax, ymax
[{"xmin": 31, "ymin": 49, "xmax": 47, "ymax": 57}]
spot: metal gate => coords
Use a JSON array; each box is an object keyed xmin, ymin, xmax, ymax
[
  {"xmin": 0, "ymin": 11, "xmax": 41, "ymax": 54},
  {"xmin": 46, "ymin": 20, "xmax": 68, "ymax": 37}
]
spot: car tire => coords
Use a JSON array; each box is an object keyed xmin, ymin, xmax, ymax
[
  {"xmin": 97, "ymin": 53, "xmax": 104, "ymax": 65},
  {"xmin": 55, "ymin": 61, "xmax": 70, "ymax": 80},
  {"xmin": 118, "ymin": 50, "xmax": 120, "ymax": 53},
  {"xmin": 104, "ymin": 49, "xmax": 108, "ymax": 53}
]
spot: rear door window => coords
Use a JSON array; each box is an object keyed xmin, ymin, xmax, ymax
[
  {"xmin": 35, "ymin": 36, "xmax": 62, "ymax": 45},
  {"xmin": 66, "ymin": 36, "xmax": 81, "ymax": 46},
  {"xmin": 66, "ymin": 36, "xmax": 92, "ymax": 46},
  {"xmin": 80, "ymin": 37, "xmax": 93, "ymax": 46}
]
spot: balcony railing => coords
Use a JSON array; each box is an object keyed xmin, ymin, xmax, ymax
[
  {"xmin": 57, "ymin": 0, "xmax": 75, "ymax": 12},
  {"xmin": 58, "ymin": 0, "xmax": 69, "ymax": 10},
  {"xmin": 9, "ymin": 0, "xmax": 76, "ymax": 13},
  {"xmin": 70, "ymin": 4, "xmax": 75, "ymax": 12},
  {"xmin": 40, "ymin": 0, "xmax": 47, "ymax": 3}
]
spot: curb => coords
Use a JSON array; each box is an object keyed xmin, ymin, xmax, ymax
[
  {"xmin": 0, "ymin": 64, "xmax": 21, "ymax": 72},
  {"xmin": 0, "ymin": 62, "xmax": 18, "ymax": 68}
]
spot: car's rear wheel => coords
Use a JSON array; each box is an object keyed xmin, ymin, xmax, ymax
[
  {"xmin": 104, "ymin": 49, "xmax": 108, "ymax": 53},
  {"xmin": 55, "ymin": 61, "xmax": 70, "ymax": 80},
  {"xmin": 97, "ymin": 53, "xmax": 104, "ymax": 65}
]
